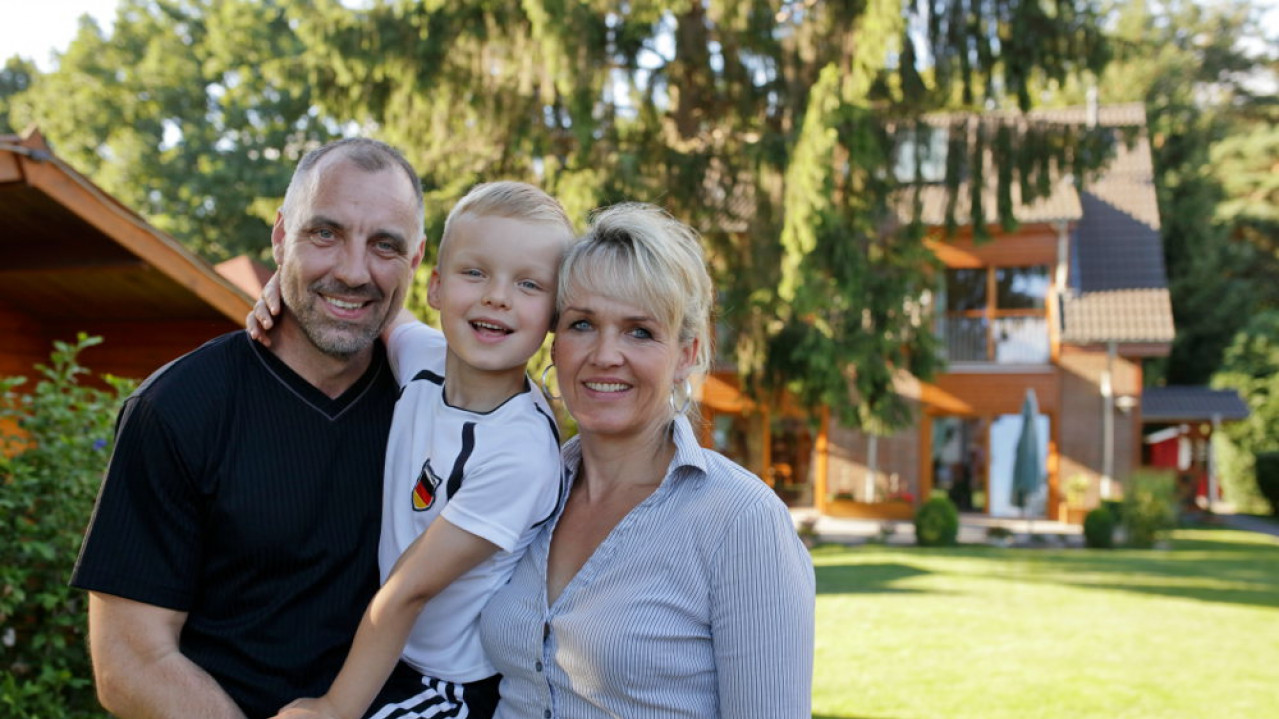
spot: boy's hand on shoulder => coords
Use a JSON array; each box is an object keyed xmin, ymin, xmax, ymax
[{"xmin": 246, "ymin": 272, "xmax": 282, "ymax": 346}]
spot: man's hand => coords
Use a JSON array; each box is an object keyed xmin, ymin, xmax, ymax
[{"xmin": 271, "ymin": 696, "xmax": 342, "ymax": 719}]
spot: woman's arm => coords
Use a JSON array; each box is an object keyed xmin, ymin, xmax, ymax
[
  {"xmin": 710, "ymin": 499, "xmax": 816, "ymax": 719},
  {"xmin": 273, "ymin": 518, "xmax": 499, "ymax": 719}
]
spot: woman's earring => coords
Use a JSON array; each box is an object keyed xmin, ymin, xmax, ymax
[
  {"xmin": 669, "ymin": 378, "xmax": 693, "ymax": 415},
  {"xmin": 540, "ymin": 364, "xmax": 561, "ymax": 401}
]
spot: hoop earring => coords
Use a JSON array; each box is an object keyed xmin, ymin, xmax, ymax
[
  {"xmin": 669, "ymin": 378, "xmax": 693, "ymax": 415},
  {"xmin": 540, "ymin": 364, "xmax": 561, "ymax": 401}
]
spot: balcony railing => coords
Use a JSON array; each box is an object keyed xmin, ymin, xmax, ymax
[{"xmin": 940, "ymin": 315, "xmax": 1049, "ymax": 364}]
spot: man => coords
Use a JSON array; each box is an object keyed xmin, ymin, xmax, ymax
[{"xmin": 71, "ymin": 137, "xmax": 426, "ymax": 719}]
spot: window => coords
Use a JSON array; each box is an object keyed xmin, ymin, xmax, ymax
[{"xmin": 938, "ymin": 265, "xmax": 1051, "ymax": 364}]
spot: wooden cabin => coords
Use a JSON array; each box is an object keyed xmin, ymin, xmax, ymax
[{"xmin": 0, "ymin": 128, "xmax": 253, "ymax": 386}]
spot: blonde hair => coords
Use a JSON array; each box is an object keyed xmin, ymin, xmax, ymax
[
  {"xmin": 439, "ymin": 181, "xmax": 575, "ymax": 259},
  {"xmin": 558, "ymin": 202, "xmax": 714, "ymax": 379}
]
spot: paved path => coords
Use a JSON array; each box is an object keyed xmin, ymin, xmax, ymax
[
  {"xmin": 792, "ymin": 509, "xmax": 1279, "ymax": 547},
  {"xmin": 1216, "ymin": 512, "xmax": 1279, "ymax": 538}
]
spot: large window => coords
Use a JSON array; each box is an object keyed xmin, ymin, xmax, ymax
[{"xmin": 939, "ymin": 265, "xmax": 1051, "ymax": 364}]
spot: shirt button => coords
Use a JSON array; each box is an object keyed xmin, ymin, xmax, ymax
[
  {"xmin": 535, "ymin": 660, "xmax": 543, "ymax": 672},
  {"xmin": 544, "ymin": 711, "xmax": 551, "ymax": 719}
]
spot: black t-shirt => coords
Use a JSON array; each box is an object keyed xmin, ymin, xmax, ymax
[{"xmin": 72, "ymin": 332, "xmax": 395, "ymax": 718}]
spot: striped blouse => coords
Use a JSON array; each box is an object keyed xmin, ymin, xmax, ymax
[{"xmin": 479, "ymin": 415, "xmax": 816, "ymax": 718}]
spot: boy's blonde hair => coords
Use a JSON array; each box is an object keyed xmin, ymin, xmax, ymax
[
  {"xmin": 558, "ymin": 202, "xmax": 714, "ymax": 379},
  {"xmin": 439, "ymin": 181, "xmax": 575, "ymax": 259}
]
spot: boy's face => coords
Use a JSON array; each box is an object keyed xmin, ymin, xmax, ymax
[{"xmin": 428, "ymin": 213, "xmax": 564, "ymax": 374}]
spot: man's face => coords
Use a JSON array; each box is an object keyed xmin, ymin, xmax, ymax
[{"xmin": 272, "ymin": 155, "xmax": 423, "ymax": 360}]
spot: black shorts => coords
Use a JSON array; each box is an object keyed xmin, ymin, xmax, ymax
[{"xmin": 363, "ymin": 660, "xmax": 500, "ymax": 719}]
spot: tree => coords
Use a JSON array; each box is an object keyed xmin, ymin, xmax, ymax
[
  {"xmin": 14, "ymin": 0, "xmax": 1118, "ymax": 431},
  {"xmin": 1073, "ymin": 0, "xmax": 1277, "ymax": 386},
  {"xmin": 6, "ymin": 0, "xmax": 341, "ymax": 262},
  {"xmin": 1212, "ymin": 311, "xmax": 1279, "ymax": 514},
  {"xmin": 0, "ymin": 56, "xmax": 37, "ymax": 135},
  {"xmin": 283, "ymin": 0, "xmax": 1112, "ymax": 430}
]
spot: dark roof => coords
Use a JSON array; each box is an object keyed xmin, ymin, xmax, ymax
[{"xmin": 1141, "ymin": 386, "xmax": 1250, "ymax": 422}]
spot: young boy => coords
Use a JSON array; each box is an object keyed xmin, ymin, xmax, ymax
[{"xmin": 250, "ymin": 181, "xmax": 574, "ymax": 719}]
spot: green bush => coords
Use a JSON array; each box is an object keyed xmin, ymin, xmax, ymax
[
  {"xmin": 1255, "ymin": 452, "xmax": 1279, "ymax": 516},
  {"xmin": 914, "ymin": 496, "xmax": 960, "ymax": 547},
  {"xmin": 1122, "ymin": 469, "xmax": 1178, "ymax": 549},
  {"xmin": 1082, "ymin": 507, "xmax": 1116, "ymax": 549},
  {"xmin": 1, "ymin": 335, "xmax": 133, "ymax": 718}
]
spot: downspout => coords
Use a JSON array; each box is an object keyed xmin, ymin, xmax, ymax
[
  {"xmin": 1101, "ymin": 340, "xmax": 1116, "ymax": 498},
  {"xmin": 864, "ymin": 434, "xmax": 879, "ymax": 502},
  {"xmin": 1208, "ymin": 413, "xmax": 1222, "ymax": 510}
]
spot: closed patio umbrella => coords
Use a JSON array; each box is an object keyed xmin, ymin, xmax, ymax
[{"xmin": 1012, "ymin": 388, "xmax": 1044, "ymax": 533}]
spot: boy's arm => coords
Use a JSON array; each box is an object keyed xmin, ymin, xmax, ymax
[
  {"xmin": 88, "ymin": 592, "xmax": 248, "ymax": 719},
  {"xmin": 277, "ymin": 518, "xmax": 498, "ymax": 719}
]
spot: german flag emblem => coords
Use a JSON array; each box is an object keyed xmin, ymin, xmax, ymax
[{"xmin": 413, "ymin": 459, "xmax": 443, "ymax": 511}]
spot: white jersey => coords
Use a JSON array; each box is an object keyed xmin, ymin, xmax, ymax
[{"xmin": 382, "ymin": 321, "xmax": 563, "ymax": 682}]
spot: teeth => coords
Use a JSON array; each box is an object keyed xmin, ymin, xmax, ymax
[
  {"xmin": 473, "ymin": 321, "xmax": 508, "ymax": 332},
  {"xmin": 585, "ymin": 382, "xmax": 629, "ymax": 393},
  {"xmin": 325, "ymin": 297, "xmax": 363, "ymax": 310}
]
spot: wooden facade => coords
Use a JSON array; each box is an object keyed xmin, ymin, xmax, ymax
[{"xmin": 0, "ymin": 128, "xmax": 252, "ymax": 387}]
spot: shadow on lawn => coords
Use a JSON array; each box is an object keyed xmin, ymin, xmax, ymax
[
  {"xmin": 813, "ymin": 715, "xmax": 902, "ymax": 719},
  {"xmin": 815, "ymin": 562, "xmax": 932, "ymax": 595},
  {"xmin": 814, "ymin": 528, "xmax": 1279, "ymax": 609}
]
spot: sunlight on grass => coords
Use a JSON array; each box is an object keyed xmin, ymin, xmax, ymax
[{"xmin": 811, "ymin": 529, "xmax": 1279, "ymax": 719}]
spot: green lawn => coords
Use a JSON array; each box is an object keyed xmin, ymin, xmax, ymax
[{"xmin": 811, "ymin": 528, "xmax": 1279, "ymax": 719}]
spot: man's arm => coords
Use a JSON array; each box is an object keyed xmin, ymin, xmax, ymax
[{"xmin": 88, "ymin": 592, "xmax": 247, "ymax": 719}]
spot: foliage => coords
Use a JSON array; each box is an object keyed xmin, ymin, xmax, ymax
[
  {"xmin": 913, "ymin": 495, "xmax": 959, "ymax": 547},
  {"xmin": 1078, "ymin": 0, "xmax": 1279, "ymax": 387},
  {"xmin": 1253, "ymin": 451, "xmax": 1279, "ymax": 517},
  {"xmin": 0, "ymin": 56, "xmax": 37, "ymax": 135},
  {"xmin": 1082, "ymin": 506, "xmax": 1116, "ymax": 549},
  {"xmin": 4, "ymin": 0, "xmax": 341, "ymax": 263},
  {"xmin": 1121, "ymin": 469, "xmax": 1177, "ymax": 549},
  {"xmin": 0, "ymin": 335, "xmax": 133, "ymax": 718},
  {"xmin": 6, "ymin": 0, "xmax": 1122, "ymax": 434},
  {"xmin": 1212, "ymin": 310, "xmax": 1279, "ymax": 514}
]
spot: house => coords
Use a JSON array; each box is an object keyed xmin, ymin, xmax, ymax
[
  {"xmin": 698, "ymin": 103, "xmax": 1178, "ymax": 523},
  {"xmin": 1140, "ymin": 386, "xmax": 1249, "ymax": 510},
  {"xmin": 0, "ymin": 128, "xmax": 253, "ymax": 387}
]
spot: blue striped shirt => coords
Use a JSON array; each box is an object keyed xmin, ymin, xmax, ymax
[{"xmin": 479, "ymin": 415, "xmax": 815, "ymax": 718}]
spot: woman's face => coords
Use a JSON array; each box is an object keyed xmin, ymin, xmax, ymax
[{"xmin": 553, "ymin": 286, "xmax": 695, "ymax": 442}]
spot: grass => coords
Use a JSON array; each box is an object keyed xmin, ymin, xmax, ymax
[{"xmin": 811, "ymin": 527, "xmax": 1279, "ymax": 719}]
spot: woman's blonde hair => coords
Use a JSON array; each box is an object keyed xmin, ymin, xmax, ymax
[{"xmin": 558, "ymin": 203, "xmax": 714, "ymax": 381}]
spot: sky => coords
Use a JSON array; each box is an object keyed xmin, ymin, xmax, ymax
[
  {"xmin": 3, "ymin": 0, "xmax": 1277, "ymax": 74},
  {"xmin": 1, "ymin": 0, "xmax": 119, "ymax": 71}
]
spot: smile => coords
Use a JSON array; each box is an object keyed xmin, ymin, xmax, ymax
[
  {"xmin": 584, "ymin": 382, "xmax": 630, "ymax": 393},
  {"xmin": 322, "ymin": 296, "xmax": 367, "ymax": 311},
  {"xmin": 471, "ymin": 320, "xmax": 512, "ymax": 334}
]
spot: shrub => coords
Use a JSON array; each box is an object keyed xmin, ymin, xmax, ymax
[
  {"xmin": 1082, "ymin": 507, "xmax": 1116, "ymax": 549},
  {"xmin": 1122, "ymin": 469, "xmax": 1178, "ymax": 549},
  {"xmin": 1255, "ymin": 451, "xmax": 1279, "ymax": 516},
  {"xmin": 1, "ymin": 335, "xmax": 133, "ymax": 718},
  {"xmin": 914, "ymin": 496, "xmax": 960, "ymax": 547}
]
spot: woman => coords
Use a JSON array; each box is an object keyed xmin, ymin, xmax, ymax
[{"xmin": 479, "ymin": 203, "xmax": 815, "ymax": 718}]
